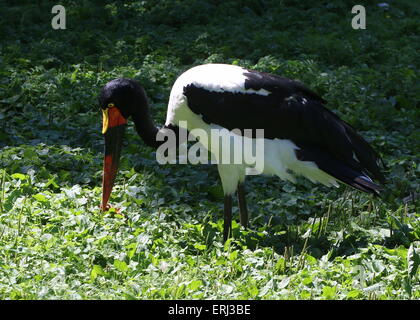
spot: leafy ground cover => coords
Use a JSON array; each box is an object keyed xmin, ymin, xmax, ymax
[{"xmin": 0, "ymin": 0, "xmax": 419, "ymax": 299}]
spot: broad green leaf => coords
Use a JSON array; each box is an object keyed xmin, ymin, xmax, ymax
[
  {"xmin": 249, "ymin": 286, "xmax": 259, "ymax": 297},
  {"xmin": 228, "ymin": 250, "xmax": 238, "ymax": 261},
  {"xmin": 11, "ymin": 173, "xmax": 26, "ymax": 181},
  {"xmin": 322, "ymin": 286, "xmax": 337, "ymax": 299},
  {"xmin": 114, "ymin": 260, "xmax": 128, "ymax": 273},
  {"xmin": 90, "ymin": 265, "xmax": 105, "ymax": 281},
  {"xmin": 306, "ymin": 254, "xmax": 318, "ymax": 265},
  {"xmin": 126, "ymin": 243, "xmax": 138, "ymax": 259},
  {"xmin": 302, "ymin": 276, "xmax": 313, "ymax": 285},
  {"xmin": 33, "ymin": 193, "xmax": 48, "ymax": 202},
  {"xmin": 347, "ymin": 290, "xmax": 362, "ymax": 299},
  {"xmin": 300, "ymin": 290, "xmax": 311, "ymax": 299},
  {"xmin": 194, "ymin": 244, "xmax": 206, "ymax": 251},
  {"xmin": 188, "ymin": 280, "xmax": 202, "ymax": 291}
]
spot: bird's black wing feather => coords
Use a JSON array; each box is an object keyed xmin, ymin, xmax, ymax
[{"xmin": 183, "ymin": 69, "xmax": 384, "ymax": 193}]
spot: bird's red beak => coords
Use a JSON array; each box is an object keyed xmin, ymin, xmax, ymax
[{"xmin": 101, "ymin": 106, "xmax": 127, "ymax": 211}]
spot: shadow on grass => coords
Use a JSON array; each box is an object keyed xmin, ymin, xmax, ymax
[{"xmin": 194, "ymin": 215, "xmax": 374, "ymax": 260}]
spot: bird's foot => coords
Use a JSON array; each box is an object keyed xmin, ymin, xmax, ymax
[{"xmin": 100, "ymin": 204, "xmax": 124, "ymax": 217}]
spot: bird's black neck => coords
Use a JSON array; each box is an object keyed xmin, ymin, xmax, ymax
[
  {"xmin": 130, "ymin": 94, "xmax": 184, "ymax": 150},
  {"xmin": 132, "ymin": 111, "xmax": 161, "ymax": 149},
  {"xmin": 131, "ymin": 97, "xmax": 183, "ymax": 151}
]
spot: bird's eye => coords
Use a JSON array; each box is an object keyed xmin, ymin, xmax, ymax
[{"xmin": 107, "ymin": 103, "xmax": 115, "ymax": 108}]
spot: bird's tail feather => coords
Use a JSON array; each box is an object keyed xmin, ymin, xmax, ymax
[
  {"xmin": 296, "ymin": 146, "xmax": 384, "ymax": 195},
  {"xmin": 342, "ymin": 122, "xmax": 385, "ymax": 184}
]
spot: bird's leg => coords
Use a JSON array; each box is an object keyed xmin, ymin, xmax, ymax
[
  {"xmin": 223, "ymin": 194, "xmax": 232, "ymax": 242},
  {"xmin": 237, "ymin": 182, "xmax": 248, "ymax": 228}
]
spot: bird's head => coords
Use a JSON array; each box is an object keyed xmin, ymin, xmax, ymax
[
  {"xmin": 99, "ymin": 78, "xmax": 148, "ymax": 131},
  {"xmin": 98, "ymin": 78, "xmax": 148, "ymax": 211}
]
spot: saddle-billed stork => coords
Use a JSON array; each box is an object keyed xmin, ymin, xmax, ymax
[{"xmin": 99, "ymin": 63, "xmax": 385, "ymax": 241}]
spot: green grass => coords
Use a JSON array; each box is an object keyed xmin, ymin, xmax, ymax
[{"xmin": 0, "ymin": 0, "xmax": 419, "ymax": 299}]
